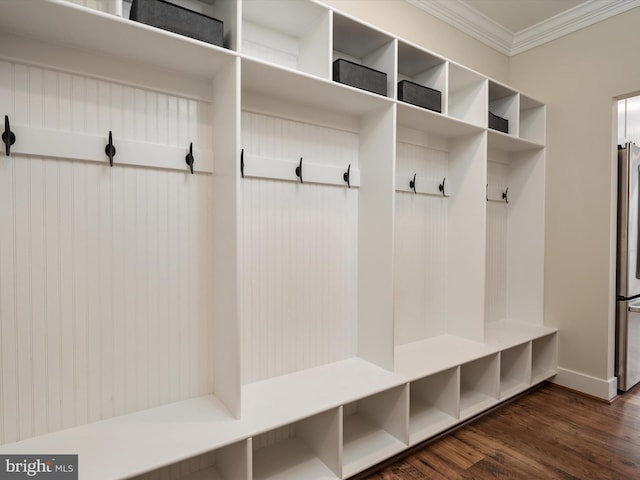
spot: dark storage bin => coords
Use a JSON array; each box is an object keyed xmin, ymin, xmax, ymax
[
  {"xmin": 488, "ymin": 111, "xmax": 509, "ymax": 134},
  {"xmin": 333, "ymin": 59, "xmax": 387, "ymax": 96},
  {"xmin": 130, "ymin": 0, "xmax": 224, "ymax": 47},
  {"xmin": 398, "ymin": 80, "xmax": 441, "ymax": 113}
]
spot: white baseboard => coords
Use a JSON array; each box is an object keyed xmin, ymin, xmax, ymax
[{"xmin": 551, "ymin": 367, "xmax": 618, "ymax": 400}]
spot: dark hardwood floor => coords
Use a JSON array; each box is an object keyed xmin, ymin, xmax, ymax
[{"xmin": 364, "ymin": 383, "xmax": 640, "ymax": 479}]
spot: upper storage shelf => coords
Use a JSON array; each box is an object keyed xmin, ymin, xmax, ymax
[
  {"xmin": 0, "ymin": 0, "xmax": 237, "ymax": 83},
  {"xmin": 242, "ymin": 57, "xmax": 392, "ymax": 118}
]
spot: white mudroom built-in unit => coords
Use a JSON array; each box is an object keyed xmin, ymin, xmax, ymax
[{"xmin": 0, "ymin": 1, "xmax": 556, "ymax": 479}]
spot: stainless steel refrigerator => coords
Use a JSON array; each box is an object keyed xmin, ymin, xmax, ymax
[{"xmin": 616, "ymin": 142, "xmax": 640, "ymax": 391}]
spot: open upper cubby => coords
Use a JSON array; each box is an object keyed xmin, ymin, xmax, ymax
[
  {"xmin": 397, "ymin": 41, "xmax": 447, "ymax": 114},
  {"xmin": 519, "ymin": 94, "xmax": 546, "ymax": 144},
  {"xmin": 532, "ymin": 334, "xmax": 558, "ymax": 384},
  {"xmin": 409, "ymin": 368, "xmax": 459, "ymax": 445},
  {"xmin": 342, "ymin": 386, "xmax": 408, "ymax": 478},
  {"xmin": 241, "ymin": 0, "xmax": 330, "ymax": 77},
  {"xmin": 488, "ymin": 81, "xmax": 519, "ymax": 136},
  {"xmin": 448, "ymin": 63, "xmax": 487, "ymax": 126},
  {"xmin": 500, "ymin": 343, "xmax": 531, "ymax": 399},
  {"xmin": 332, "ymin": 12, "xmax": 396, "ymax": 97},
  {"xmin": 252, "ymin": 409, "xmax": 341, "ymax": 480}
]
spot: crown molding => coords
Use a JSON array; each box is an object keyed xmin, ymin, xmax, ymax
[
  {"xmin": 511, "ymin": 0, "xmax": 640, "ymax": 55},
  {"xmin": 406, "ymin": 0, "xmax": 640, "ymax": 56},
  {"xmin": 406, "ymin": 0, "xmax": 512, "ymax": 55}
]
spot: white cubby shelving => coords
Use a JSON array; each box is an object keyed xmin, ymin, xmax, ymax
[
  {"xmin": 0, "ymin": 1, "xmax": 556, "ymax": 479},
  {"xmin": 241, "ymin": 0, "xmax": 330, "ymax": 77},
  {"xmin": 342, "ymin": 386, "xmax": 408, "ymax": 478},
  {"xmin": 500, "ymin": 343, "xmax": 531, "ymax": 399},
  {"xmin": 409, "ymin": 368, "xmax": 459, "ymax": 445},
  {"xmin": 397, "ymin": 40, "xmax": 447, "ymax": 114},
  {"xmin": 532, "ymin": 334, "xmax": 559, "ymax": 384},
  {"xmin": 129, "ymin": 440, "xmax": 251, "ymax": 480},
  {"xmin": 252, "ymin": 409, "xmax": 341, "ymax": 480},
  {"xmin": 448, "ymin": 63, "xmax": 487, "ymax": 126},
  {"xmin": 519, "ymin": 94, "xmax": 546, "ymax": 144},
  {"xmin": 460, "ymin": 355, "xmax": 500, "ymax": 419},
  {"xmin": 332, "ymin": 12, "xmax": 396, "ymax": 98},
  {"xmin": 488, "ymin": 80, "xmax": 519, "ymax": 136}
]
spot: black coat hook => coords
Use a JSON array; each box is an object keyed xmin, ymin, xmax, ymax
[
  {"xmin": 240, "ymin": 148, "xmax": 244, "ymax": 178},
  {"xmin": 105, "ymin": 131, "xmax": 116, "ymax": 167},
  {"xmin": 185, "ymin": 142, "xmax": 194, "ymax": 174},
  {"xmin": 502, "ymin": 187, "xmax": 509, "ymax": 204},
  {"xmin": 295, "ymin": 157, "xmax": 303, "ymax": 184},
  {"xmin": 2, "ymin": 115, "xmax": 16, "ymax": 156},
  {"xmin": 439, "ymin": 177, "xmax": 446, "ymax": 197},
  {"xmin": 409, "ymin": 173, "xmax": 416, "ymax": 194},
  {"xmin": 343, "ymin": 164, "xmax": 351, "ymax": 188}
]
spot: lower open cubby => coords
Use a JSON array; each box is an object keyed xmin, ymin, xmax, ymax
[
  {"xmin": 500, "ymin": 342, "xmax": 531, "ymax": 399},
  {"xmin": 532, "ymin": 334, "xmax": 558, "ymax": 383},
  {"xmin": 342, "ymin": 386, "xmax": 409, "ymax": 478},
  {"xmin": 459, "ymin": 354, "xmax": 500, "ymax": 419},
  {"xmin": 409, "ymin": 367, "xmax": 459, "ymax": 445},
  {"xmin": 129, "ymin": 440, "xmax": 250, "ymax": 480},
  {"xmin": 252, "ymin": 409, "xmax": 341, "ymax": 480}
]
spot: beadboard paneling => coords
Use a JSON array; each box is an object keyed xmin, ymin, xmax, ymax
[
  {"xmin": 485, "ymin": 159, "xmax": 508, "ymax": 324},
  {"xmin": 240, "ymin": 111, "xmax": 358, "ymax": 384},
  {"xmin": 0, "ymin": 60, "xmax": 211, "ymax": 158},
  {"xmin": 0, "ymin": 60, "xmax": 214, "ymax": 445},
  {"xmin": 0, "ymin": 156, "xmax": 214, "ymax": 445},
  {"xmin": 63, "ymin": 0, "xmax": 117, "ymax": 14},
  {"xmin": 252, "ymin": 424, "xmax": 297, "ymax": 451},
  {"xmin": 394, "ymin": 142, "xmax": 448, "ymax": 345},
  {"xmin": 242, "ymin": 22, "xmax": 299, "ymax": 71}
]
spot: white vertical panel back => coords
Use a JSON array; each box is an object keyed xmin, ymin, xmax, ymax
[
  {"xmin": 240, "ymin": 111, "xmax": 358, "ymax": 384},
  {"xmin": 0, "ymin": 61, "xmax": 214, "ymax": 445},
  {"xmin": 242, "ymin": 22, "xmax": 299, "ymax": 70},
  {"xmin": 394, "ymin": 142, "xmax": 448, "ymax": 345},
  {"xmin": 62, "ymin": 0, "xmax": 117, "ymax": 14},
  {"xmin": 252, "ymin": 424, "xmax": 297, "ymax": 450},
  {"xmin": 485, "ymin": 159, "xmax": 508, "ymax": 323}
]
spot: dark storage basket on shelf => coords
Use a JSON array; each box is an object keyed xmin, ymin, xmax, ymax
[
  {"xmin": 333, "ymin": 59, "xmax": 387, "ymax": 96},
  {"xmin": 398, "ymin": 80, "xmax": 441, "ymax": 113},
  {"xmin": 488, "ymin": 111, "xmax": 509, "ymax": 134},
  {"xmin": 130, "ymin": 0, "xmax": 224, "ymax": 47}
]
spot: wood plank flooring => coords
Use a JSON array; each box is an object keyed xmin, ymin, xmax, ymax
[{"xmin": 363, "ymin": 383, "xmax": 640, "ymax": 479}]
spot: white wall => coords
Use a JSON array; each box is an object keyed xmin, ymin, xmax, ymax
[
  {"xmin": 509, "ymin": 7, "xmax": 640, "ymax": 399},
  {"xmin": 321, "ymin": 0, "xmax": 509, "ymax": 83}
]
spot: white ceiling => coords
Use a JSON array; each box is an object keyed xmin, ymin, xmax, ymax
[{"xmin": 407, "ymin": 0, "xmax": 640, "ymax": 56}]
